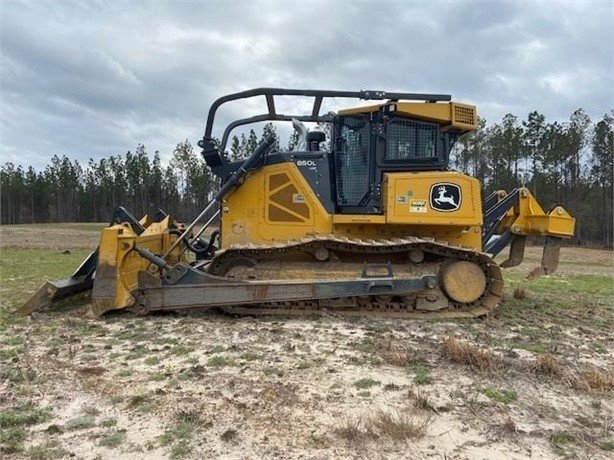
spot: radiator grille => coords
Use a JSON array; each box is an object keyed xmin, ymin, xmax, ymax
[{"xmin": 453, "ymin": 104, "xmax": 476, "ymax": 126}]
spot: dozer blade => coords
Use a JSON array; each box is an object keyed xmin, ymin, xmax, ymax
[
  {"xmin": 16, "ymin": 249, "xmax": 98, "ymax": 315},
  {"xmin": 17, "ymin": 206, "xmax": 151, "ymax": 316}
]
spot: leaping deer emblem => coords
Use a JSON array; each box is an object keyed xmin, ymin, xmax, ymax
[{"xmin": 434, "ymin": 186, "xmax": 458, "ymax": 207}]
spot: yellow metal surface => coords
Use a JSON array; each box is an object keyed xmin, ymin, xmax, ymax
[
  {"xmin": 338, "ymin": 101, "xmax": 477, "ymax": 131},
  {"xmin": 332, "ymin": 215, "xmax": 386, "ymax": 224},
  {"xmin": 384, "ymin": 171, "xmax": 482, "ymax": 226},
  {"xmin": 441, "ymin": 261, "xmax": 487, "ymax": 303},
  {"xmin": 222, "ymin": 163, "xmax": 332, "ymax": 247},
  {"xmin": 222, "ymin": 164, "xmax": 485, "ymax": 251},
  {"xmin": 495, "ymin": 188, "xmax": 575, "ymax": 238},
  {"xmin": 91, "ymin": 217, "xmax": 185, "ymax": 315}
]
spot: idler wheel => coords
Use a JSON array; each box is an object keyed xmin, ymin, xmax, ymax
[
  {"xmin": 408, "ymin": 249, "xmax": 425, "ymax": 263},
  {"xmin": 314, "ymin": 247, "xmax": 330, "ymax": 262},
  {"xmin": 440, "ymin": 260, "xmax": 486, "ymax": 304}
]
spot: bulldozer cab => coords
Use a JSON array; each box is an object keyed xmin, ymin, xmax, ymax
[
  {"xmin": 198, "ymin": 88, "xmax": 475, "ymax": 215},
  {"xmin": 332, "ymin": 110, "xmax": 462, "ymax": 214}
]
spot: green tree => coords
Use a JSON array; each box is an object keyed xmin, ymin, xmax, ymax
[
  {"xmin": 261, "ymin": 122, "xmax": 280, "ymax": 152},
  {"xmin": 0, "ymin": 163, "xmax": 25, "ymax": 224},
  {"xmin": 229, "ymin": 135, "xmax": 242, "ymax": 161},
  {"xmin": 522, "ymin": 111, "xmax": 546, "ymax": 195},
  {"xmin": 486, "ymin": 114, "xmax": 523, "ymax": 192},
  {"xmin": 246, "ymin": 129, "xmax": 258, "ymax": 156},
  {"xmin": 567, "ymin": 109, "xmax": 591, "ymax": 191},
  {"xmin": 452, "ymin": 116, "xmax": 489, "ymax": 184},
  {"xmin": 171, "ymin": 140, "xmax": 214, "ymax": 220},
  {"xmin": 591, "ymin": 112, "xmax": 614, "ymax": 246},
  {"xmin": 150, "ymin": 151, "xmax": 163, "ymax": 212},
  {"xmin": 287, "ymin": 130, "xmax": 300, "ymax": 151}
]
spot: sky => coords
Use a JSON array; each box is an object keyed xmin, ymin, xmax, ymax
[{"xmin": 1, "ymin": 0, "xmax": 613, "ymax": 170}]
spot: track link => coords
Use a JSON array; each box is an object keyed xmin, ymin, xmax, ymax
[{"xmin": 206, "ymin": 236, "xmax": 503, "ymax": 318}]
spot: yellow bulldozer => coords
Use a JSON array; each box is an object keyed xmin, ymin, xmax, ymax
[{"xmin": 19, "ymin": 88, "xmax": 575, "ymax": 318}]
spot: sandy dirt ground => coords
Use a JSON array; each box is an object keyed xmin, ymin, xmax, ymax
[{"xmin": 0, "ymin": 225, "xmax": 612, "ymax": 459}]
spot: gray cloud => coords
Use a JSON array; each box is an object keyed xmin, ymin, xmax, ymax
[{"xmin": 1, "ymin": 0, "xmax": 612, "ymax": 170}]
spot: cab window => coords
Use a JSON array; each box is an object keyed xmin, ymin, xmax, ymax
[{"xmin": 385, "ymin": 119, "xmax": 438, "ymax": 160}]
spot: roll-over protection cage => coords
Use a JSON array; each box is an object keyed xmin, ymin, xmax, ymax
[{"xmin": 197, "ymin": 88, "xmax": 451, "ymax": 176}]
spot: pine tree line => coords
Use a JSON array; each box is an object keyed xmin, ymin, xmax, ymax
[
  {"xmin": 0, "ymin": 140, "xmax": 216, "ymax": 224},
  {"xmin": 1, "ymin": 113, "xmax": 612, "ymax": 245}
]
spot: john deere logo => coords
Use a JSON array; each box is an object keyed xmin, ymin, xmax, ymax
[{"xmin": 430, "ymin": 183, "xmax": 461, "ymax": 212}]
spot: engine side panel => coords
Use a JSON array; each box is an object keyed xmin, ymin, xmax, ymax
[
  {"xmin": 221, "ymin": 163, "xmax": 484, "ymax": 251},
  {"xmin": 384, "ymin": 171, "xmax": 482, "ymax": 226},
  {"xmin": 221, "ymin": 163, "xmax": 333, "ymax": 247}
]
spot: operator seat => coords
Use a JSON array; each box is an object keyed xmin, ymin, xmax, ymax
[{"xmin": 306, "ymin": 131, "xmax": 326, "ymax": 151}]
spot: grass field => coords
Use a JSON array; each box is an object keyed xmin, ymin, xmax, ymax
[{"xmin": 0, "ymin": 224, "xmax": 612, "ymax": 459}]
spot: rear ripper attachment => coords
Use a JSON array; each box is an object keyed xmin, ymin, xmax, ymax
[{"xmin": 482, "ymin": 188, "xmax": 575, "ymax": 276}]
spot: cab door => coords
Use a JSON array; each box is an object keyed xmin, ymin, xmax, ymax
[{"xmin": 333, "ymin": 115, "xmax": 381, "ymax": 214}]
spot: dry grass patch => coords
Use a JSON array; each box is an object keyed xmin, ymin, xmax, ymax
[
  {"xmin": 380, "ymin": 348, "xmax": 411, "ymax": 367},
  {"xmin": 174, "ymin": 409, "xmax": 202, "ymax": 426},
  {"xmin": 220, "ymin": 428, "xmax": 239, "ymax": 444},
  {"xmin": 532, "ymin": 354, "xmax": 565, "ymax": 376},
  {"xmin": 528, "ymin": 355, "xmax": 612, "ymax": 394},
  {"xmin": 494, "ymin": 416, "xmax": 518, "ymax": 437},
  {"xmin": 369, "ymin": 410, "xmax": 432, "ymax": 441},
  {"xmin": 334, "ymin": 418, "xmax": 366, "ymax": 442},
  {"xmin": 441, "ymin": 336, "xmax": 498, "ymax": 372},
  {"xmin": 334, "ymin": 408, "xmax": 432, "ymax": 443},
  {"xmin": 407, "ymin": 390, "xmax": 439, "ymax": 414},
  {"xmin": 501, "ymin": 416, "xmax": 518, "ymax": 434},
  {"xmin": 571, "ymin": 366, "xmax": 614, "ymax": 394},
  {"xmin": 77, "ymin": 366, "xmax": 107, "ymax": 377},
  {"xmin": 373, "ymin": 334, "xmax": 427, "ymax": 368},
  {"xmin": 378, "ymin": 339, "xmax": 412, "ymax": 367}
]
